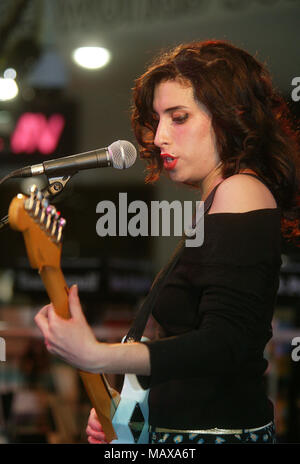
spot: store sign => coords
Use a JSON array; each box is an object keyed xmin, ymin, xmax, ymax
[{"xmin": 10, "ymin": 112, "xmax": 65, "ymax": 155}]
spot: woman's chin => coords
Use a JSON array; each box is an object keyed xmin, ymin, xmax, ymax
[
  {"xmin": 166, "ymin": 170, "xmax": 185, "ymax": 183},
  {"xmin": 167, "ymin": 171, "xmax": 194, "ymax": 185}
]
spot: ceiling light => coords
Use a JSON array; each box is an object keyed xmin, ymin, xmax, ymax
[
  {"xmin": 4, "ymin": 68, "xmax": 17, "ymax": 80},
  {"xmin": 0, "ymin": 78, "xmax": 19, "ymax": 101},
  {"xmin": 72, "ymin": 47, "xmax": 111, "ymax": 70}
]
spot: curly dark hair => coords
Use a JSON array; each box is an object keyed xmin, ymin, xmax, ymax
[{"xmin": 131, "ymin": 39, "xmax": 300, "ymax": 246}]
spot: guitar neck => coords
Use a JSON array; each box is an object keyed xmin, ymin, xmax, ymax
[{"xmin": 39, "ymin": 265, "xmax": 118, "ymax": 442}]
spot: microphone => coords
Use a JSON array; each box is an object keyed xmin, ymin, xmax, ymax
[{"xmin": 9, "ymin": 140, "xmax": 137, "ymax": 178}]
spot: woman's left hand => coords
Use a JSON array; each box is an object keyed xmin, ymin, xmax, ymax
[{"xmin": 34, "ymin": 285, "xmax": 101, "ymax": 372}]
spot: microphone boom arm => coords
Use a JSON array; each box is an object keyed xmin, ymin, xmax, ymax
[{"xmin": 45, "ymin": 172, "xmax": 76, "ymax": 198}]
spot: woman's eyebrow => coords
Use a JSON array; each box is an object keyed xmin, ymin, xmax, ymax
[{"xmin": 153, "ymin": 105, "xmax": 189, "ymax": 115}]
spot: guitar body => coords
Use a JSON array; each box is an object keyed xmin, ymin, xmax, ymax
[
  {"xmin": 111, "ymin": 336, "xmax": 149, "ymax": 444},
  {"xmin": 112, "ymin": 373, "xmax": 149, "ymax": 444}
]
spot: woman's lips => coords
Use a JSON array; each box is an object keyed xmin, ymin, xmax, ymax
[{"xmin": 161, "ymin": 154, "xmax": 178, "ymax": 171}]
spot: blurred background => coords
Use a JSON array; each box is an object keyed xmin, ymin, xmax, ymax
[{"xmin": 0, "ymin": 0, "xmax": 299, "ymax": 444}]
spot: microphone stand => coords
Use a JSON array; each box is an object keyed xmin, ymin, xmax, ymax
[
  {"xmin": 43, "ymin": 173, "xmax": 75, "ymax": 198},
  {"xmin": 0, "ymin": 172, "xmax": 76, "ymax": 232}
]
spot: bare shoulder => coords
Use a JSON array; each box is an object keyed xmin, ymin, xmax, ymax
[{"xmin": 208, "ymin": 174, "xmax": 278, "ymax": 214}]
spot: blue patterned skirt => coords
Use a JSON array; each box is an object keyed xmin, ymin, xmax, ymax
[{"xmin": 149, "ymin": 421, "xmax": 276, "ymax": 444}]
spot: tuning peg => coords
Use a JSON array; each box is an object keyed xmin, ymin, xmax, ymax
[
  {"xmin": 40, "ymin": 198, "xmax": 49, "ymax": 224},
  {"xmin": 42, "ymin": 198, "xmax": 49, "ymax": 208},
  {"xmin": 30, "ymin": 184, "xmax": 38, "ymax": 196},
  {"xmin": 57, "ymin": 217, "xmax": 66, "ymax": 242},
  {"xmin": 45, "ymin": 205, "xmax": 56, "ymax": 230},
  {"xmin": 34, "ymin": 190, "xmax": 43, "ymax": 217},
  {"xmin": 51, "ymin": 211, "xmax": 61, "ymax": 237},
  {"xmin": 25, "ymin": 184, "xmax": 38, "ymax": 211}
]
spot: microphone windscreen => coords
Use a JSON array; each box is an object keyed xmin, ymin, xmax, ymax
[{"xmin": 108, "ymin": 140, "xmax": 137, "ymax": 169}]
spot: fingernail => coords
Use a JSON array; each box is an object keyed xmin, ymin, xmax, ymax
[{"xmin": 72, "ymin": 284, "xmax": 78, "ymax": 296}]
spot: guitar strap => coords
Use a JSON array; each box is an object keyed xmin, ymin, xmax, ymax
[{"xmin": 124, "ymin": 181, "xmax": 222, "ymax": 343}]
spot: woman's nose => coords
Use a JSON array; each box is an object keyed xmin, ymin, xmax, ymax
[{"xmin": 154, "ymin": 119, "xmax": 170, "ymax": 148}]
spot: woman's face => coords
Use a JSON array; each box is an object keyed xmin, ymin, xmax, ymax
[{"xmin": 153, "ymin": 79, "xmax": 221, "ymax": 185}]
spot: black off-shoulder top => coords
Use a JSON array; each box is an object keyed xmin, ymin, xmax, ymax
[{"xmin": 139, "ymin": 174, "xmax": 282, "ymax": 429}]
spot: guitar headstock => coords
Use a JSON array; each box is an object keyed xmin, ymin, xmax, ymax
[{"xmin": 8, "ymin": 185, "xmax": 66, "ymax": 271}]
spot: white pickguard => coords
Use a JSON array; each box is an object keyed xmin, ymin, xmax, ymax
[{"xmin": 111, "ymin": 337, "xmax": 149, "ymax": 444}]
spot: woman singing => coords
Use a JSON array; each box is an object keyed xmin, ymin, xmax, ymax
[{"xmin": 35, "ymin": 40, "xmax": 300, "ymax": 444}]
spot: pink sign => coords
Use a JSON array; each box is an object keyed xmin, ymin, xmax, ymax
[{"xmin": 11, "ymin": 113, "xmax": 65, "ymax": 155}]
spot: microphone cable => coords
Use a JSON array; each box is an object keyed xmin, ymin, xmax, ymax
[
  {"xmin": 0, "ymin": 171, "xmax": 16, "ymax": 186},
  {"xmin": 0, "ymin": 171, "xmax": 18, "ymax": 232},
  {"xmin": 0, "ymin": 214, "xmax": 8, "ymax": 232}
]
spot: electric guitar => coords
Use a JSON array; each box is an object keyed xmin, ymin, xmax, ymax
[{"xmin": 8, "ymin": 185, "xmax": 149, "ymax": 444}]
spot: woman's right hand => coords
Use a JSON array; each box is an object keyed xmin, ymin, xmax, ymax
[{"xmin": 86, "ymin": 408, "xmax": 109, "ymax": 444}]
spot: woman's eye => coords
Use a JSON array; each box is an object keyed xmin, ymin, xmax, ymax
[{"xmin": 172, "ymin": 114, "xmax": 188, "ymax": 124}]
